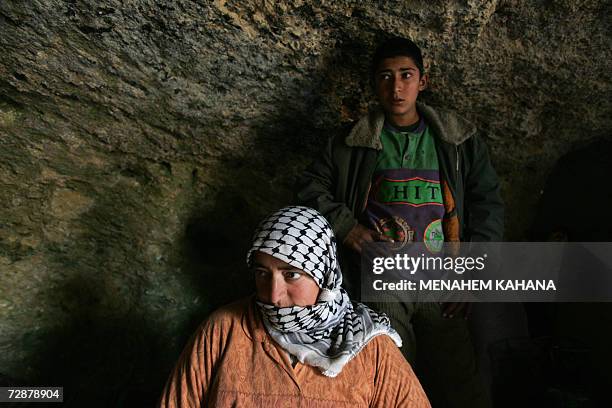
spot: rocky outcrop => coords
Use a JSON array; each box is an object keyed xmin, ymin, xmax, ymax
[{"xmin": 0, "ymin": 0, "xmax": 610, "ymax": 404}]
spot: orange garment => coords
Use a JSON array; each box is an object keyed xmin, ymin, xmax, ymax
[{"xmin": 159, "ymin": 297, "xmax": 431, "ymax": 408}]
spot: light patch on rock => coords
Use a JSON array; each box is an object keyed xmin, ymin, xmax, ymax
[
  {"xmin": 40, "ymin": 167, "xmax": 62, "ymax": 181},
  {"xmin": 213, "ymin": 0, "xmax": 258, "ymax": 39},
  {"xmin": 0, "ymin": 108, "xmax": 18, "ymax": 127},
  {"xmin": 50, "ymin": 189, "xmax": 93, "ymax": 220}
]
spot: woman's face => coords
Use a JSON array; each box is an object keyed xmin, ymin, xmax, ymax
[{"xmin": 252, "ymin": 251, "xmax": 320, "ymax": 307}]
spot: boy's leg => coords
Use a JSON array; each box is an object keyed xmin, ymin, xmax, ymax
[{"xmin": 413, "ymin": 302, "xmax": 491, "ymax": 408}]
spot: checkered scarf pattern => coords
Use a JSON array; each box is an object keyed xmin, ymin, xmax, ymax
[{"xmin": 247, "ymin": 206, "xmax": 402, "ymax": 377}]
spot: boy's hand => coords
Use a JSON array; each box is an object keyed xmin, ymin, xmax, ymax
[
  {"xmin": 441, "ymin": 302, "xmax": 471, "ymax": 319},
  {"xmin": 344, "ymin": 223, "xmax": 393, "ymax": 253}
]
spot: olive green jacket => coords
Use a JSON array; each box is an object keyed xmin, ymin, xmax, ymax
[{"xmin": 296, "ymin": 102, "xmax": 504, "ymax": 245}]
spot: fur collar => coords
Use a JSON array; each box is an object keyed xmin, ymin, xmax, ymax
[{"xmin": 345, "ymin": 101, "xmax": 477, "ymax": 149}]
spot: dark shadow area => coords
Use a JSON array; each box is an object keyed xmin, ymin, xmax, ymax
[
  {"xmin": 179, "ymin": 191, "xmax": 258, "ymax": 313},
  {"xmin": 6, "ymin": 186, "xmax": 194, "ymax": 407},
  {"xmin": 532, "ymin": 138, "xmax": 612, "ymax": 242},
  {"xmin": 489, "ymin": 336, "xmax": 592, "ymax": 408},
  {"xmin": 501, "ymin": 138, "xmax": 612, "ymax": 407},
  {"xmin": 246, "ymin": 31, "xmax": 390, "ymax": 169},
  {"xmin": 11, "ymin": 274, "xmax": 168, "ymax": 407}
]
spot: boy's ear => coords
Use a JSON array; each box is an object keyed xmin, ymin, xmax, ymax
[
  {"xmin": 419, "ymin": 58, "xmax": 430, "ymax": 91},
  {"xmin": 418, "ymin": 73, "xmax": 429, "ymax": 91}
]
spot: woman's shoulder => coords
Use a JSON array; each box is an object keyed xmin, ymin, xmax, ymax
[
  {"xmin": 358, "ymin": 334, "xmax": 410, "ymax": 370},
  {"xmin": 207, "ymin": 297, "xmax": 252, "ymax": 320},
  {"xmin": 363, "ymin": 334, "xmax": 402, "ymax": 354},
  {"xmin": 197, "ymin": 296, "xmax": 254, "ymax": 336}
]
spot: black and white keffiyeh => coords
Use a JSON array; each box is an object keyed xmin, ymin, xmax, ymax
[{"xmin": 247, "ymin": 206, "xmax": 402, "ymax": 377}]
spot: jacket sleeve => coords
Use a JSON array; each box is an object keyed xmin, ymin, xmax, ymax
[
  {"xmin": 370, "ymin": 336, "xmax": 432, "ymax": 408},
  {"xmin": 295, "ymin": 134, "xmax": 357, "ymax": 243},
  {"xmin": 463, "ymin": 134, "xmax": 504, "ymax": 241},
  {"xmin": 158, "ymin": 319, "xmax": 221, "ymax": 408}
]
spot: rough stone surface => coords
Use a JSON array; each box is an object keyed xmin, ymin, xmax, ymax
[{"xmin": 0, "ymin": 0, "xmax": 610, "ymax": 404}]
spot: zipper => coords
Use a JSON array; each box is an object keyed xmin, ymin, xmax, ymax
[
  {"xmin": 455, "ymin": 144, "xmax": 462, "ymax": 239},
  {"xmin": 455, "ymin": 145, "xmax": 459, "ymax": 173},
  {"xmin": 361, "ymin": 181, "xmax": 371, "ymax": 213},
  {"xmin": 359, "ymin": 151, "xmax": 378, "ymax": 215}
]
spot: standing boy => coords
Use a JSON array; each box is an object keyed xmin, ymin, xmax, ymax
[{"xmin": 296, "ymin": 37, "xmax": 503, "ymax": 408}]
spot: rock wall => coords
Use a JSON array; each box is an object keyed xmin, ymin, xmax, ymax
[{"xmin": 0, "ymin": 0, "xmax": 610, "ymax": 404}]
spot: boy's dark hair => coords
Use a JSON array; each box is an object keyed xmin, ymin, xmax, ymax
[{"xmin": 370, "ymin": 37, "xmax": 424, "ymax": 80}]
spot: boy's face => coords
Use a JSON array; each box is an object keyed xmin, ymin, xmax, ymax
[{"xmin": 374, "ymin": 56, "xmax": 428, "ymax": 126}]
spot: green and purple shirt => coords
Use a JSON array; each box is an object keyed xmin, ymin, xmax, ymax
[{"xmin": 364, "ymin": 117, "xmax": 445, "ymax": 253}]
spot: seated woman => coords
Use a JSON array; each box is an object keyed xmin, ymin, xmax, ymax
[{"xmin": 159, "ymin": 206, "xmax": 430, "ymax": 407}]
